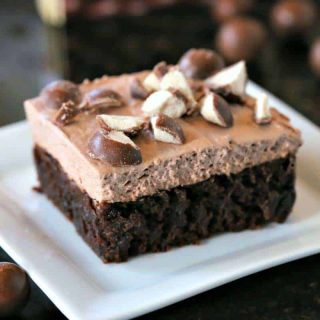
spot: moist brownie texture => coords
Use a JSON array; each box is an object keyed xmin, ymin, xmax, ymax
[
  {"xmin": 35, "ymin": 146, "xmax": 296, "ymax": 262},
  {"xmin": 25, "ymin": 51, "xmax": 302, "ymax": 262}
]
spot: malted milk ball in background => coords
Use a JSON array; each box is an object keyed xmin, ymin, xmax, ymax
[
  {"xmin": 309, "ymin": 38, "xmax": 320, "ymax": 78},
  {"xmin": 270, "ymin": 0, "xmax": 317, "ymax": 37},
  {"xmin": 210, "ymin": 0, "xmax": 254, "ymax": 23},
  {"xmin": 216, "ymin": 17, "xmax": 268, "ymax": 63}
]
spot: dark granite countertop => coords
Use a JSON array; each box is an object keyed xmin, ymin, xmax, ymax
[
  {"xmin": 1, "ymin": 1, "xmax": 320, "ymax": 319},
  {"xmin": 3, "ymin": 246, "xmax": 320, "ymax": 320}
]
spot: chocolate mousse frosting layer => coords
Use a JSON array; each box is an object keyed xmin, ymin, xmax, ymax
[{"xmin": 24, "ymin": 72, "xmax": 301, "ymax": 203}]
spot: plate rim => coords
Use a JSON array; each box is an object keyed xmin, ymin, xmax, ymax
[{"xmin": 0, "ymin": 82, "xmax": 319, "ymax": 320}]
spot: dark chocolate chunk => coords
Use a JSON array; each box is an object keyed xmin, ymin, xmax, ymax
[
  {"xmin": 88, "ymin": 130, "xmax": 142, "ymax": 166},
  {"xmin": 215, "ymin": 17, "xmax": 268, "ymax": 63},
  {"xmin": 0, "ymin": 262, "xmax": 30, "ymax": 317},
  {"xmin": 40, "ymin": 80, "xmax": 80, "ymax": 109},
  {"xmin": 270, "ymin": 0, "xmax": 317, "ymax": 37},
  {"xmin": 179, "ymin": 48, "xmax": 225, "ymax": 80}
]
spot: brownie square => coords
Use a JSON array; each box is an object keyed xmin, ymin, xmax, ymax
[{"xmin": 25, "ymin": 51, "xmax": 301, "ymax": 262}]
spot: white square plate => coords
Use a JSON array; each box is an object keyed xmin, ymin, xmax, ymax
[{"xmin": 0, "ymin": 82, "xmax": 319, "ymax": 320}]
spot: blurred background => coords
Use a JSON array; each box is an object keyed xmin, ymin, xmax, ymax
[{"xmin": 1, "ymin": 0, "xmax": 320, "ymax": 128}]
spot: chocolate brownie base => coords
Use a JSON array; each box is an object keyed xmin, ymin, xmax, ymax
[{"xmin": 34, "ymin": 145, "xmax": 296, "ymax": 263}]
